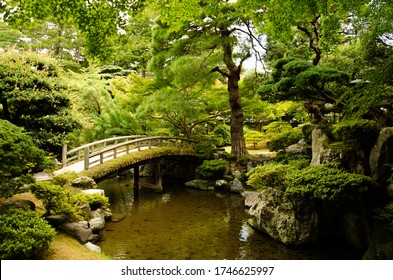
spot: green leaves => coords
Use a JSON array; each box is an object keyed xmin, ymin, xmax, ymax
[
  {"xmin": 0, "ymin": 208, "xmax": 56, "ymax": 259},
  {"xmin": 0, "ymin": 51, "xmax": 80, "ymax": 154},
  {"xmin": 0, "ymin": 119, "xmax": 47, "ymax": 197}
]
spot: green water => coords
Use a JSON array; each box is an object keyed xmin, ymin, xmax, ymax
[{"xmin": 97, "ymin": 177, "xmax": 363, "ymax": 260}]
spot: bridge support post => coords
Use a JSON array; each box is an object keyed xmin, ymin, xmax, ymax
[
  {"xmin": 155, "ymin": 160, "xmax": 163, "ymax": 192},
  {"xmin": 133, "ymin": 166, "xmax": 139, "ymax": 197},
  {"xmin": 62, "ymin": 144, "xmax": 67, "ymax": 167},
  {"xmin": 84, "ymin": 147, "xmax": 89, "ymax": 170}
]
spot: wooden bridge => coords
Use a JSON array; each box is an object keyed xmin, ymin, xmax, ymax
[{"xmin": 56, "ymin": 135, "xmax": 198, "ymax": 193}]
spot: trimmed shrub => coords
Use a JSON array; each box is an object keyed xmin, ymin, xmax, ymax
[
  {"xmin": 332, "ymin": 119, "xmax": 379, "ymax": 149},
  {"xmin": 268, "ymin": 128, "xmax": 303, "ymax": 151},
  {"xmin": 195, "ymin": 141, "xmax": 216, "ymax": 160},
  {"xmin": 31, "ymin": 181, "xmax": 110, "ymax": 220},
  {"xmin": 0, "ymin": 208, "xmax": 56, "ymax": 259},
  {"xmin": 245, "ymin": 130, "xmax": 264, "ymax": 149},
  {"xmin": 199, "ymin": 159, "xmax": 229, "ymax": 179},
  {"xmin": 70, "ymin": 192, "xmax": 109, "ymax": 211},
  {"xmin": 50, "ymin": 171, "xmax": 79, "ymax": 187},
  {"xmin": 212, "ymin": 124, "xmax": 231, "ymax": 147},
  {"xmin": 30, "ymin": 181, "xmax": 71, "ymax": 216},
  {"xmin": 286, "ymin": 163, "xmax": 372, "ymax": 202},
  {"xmin": 263, "ymin": 121, "xmax": 292, "ymax": 135},
  {"xmin": 247, "ymin": 164, "xmax": 293, "ymax": 191}
]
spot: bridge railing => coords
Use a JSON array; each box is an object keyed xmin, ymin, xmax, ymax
[
  {"xmin": 62, "ymin": 135, "xmax": 146, "ymax": 167},
  {"xmin": 62, "ymin": 136, "xmax": 197, "ymax": 170}
]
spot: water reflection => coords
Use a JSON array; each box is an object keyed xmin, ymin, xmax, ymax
[{"xmin": 97, "ymin": 177, "xmax": 363, "ymax": 260}]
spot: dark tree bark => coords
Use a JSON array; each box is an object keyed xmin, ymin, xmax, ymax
[{"xmin": 211, "ymin": 29, "xmax": 249, "ymax": 159}]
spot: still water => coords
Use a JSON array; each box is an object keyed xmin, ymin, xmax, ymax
[{"xmin": 97, "ymin": 177, "xmax": 363, "ymax": 260}]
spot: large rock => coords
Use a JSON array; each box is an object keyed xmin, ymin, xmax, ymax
[
  {"xmin": 2, "ymin": 199, "xmax": 35, "ymax": 211},
  {"xmin": 363, "ymin": 228, "xmax": 393, "ymax": 260},
  {"xmin": 72, "ymin": 176, "xmax": 97, "ymax": 189},
  {"xmin": 229, "ymin": 178, "xmax": 244, "ymax": 193},
  {"xmin": 45, "ymin": 215, "xmax": 67, "ymax": 228},
  {"xmin": 369, "ymin": 127, "xmax": 393, "ymax": 186},
  {"xmin": 185, "ymin": 179, "xmax": 215, "ymax": 191},
  {"xmin": 84, "ymin": 242, "xmax": 102, "ymax": 254},
  {"xmin": 311, "ymin": 128, "xmax": 330, "ymax": 165},
  {"xmin": 81, "ymin": 189, "xmax": 105, "ymax": 196},
  {"xmin": 89, "ymin": 217, "xmax": 106, "ymax": 232},
  {"xmin": 58, "ymin": 222, "xmax": 93, "ymax": 243},
  {"xmin": 242, "ymin": 191, "xmax": 260, "ymax": 208},
  {"xmin": 311, "ymin": 128, "xmax": 368, "ymax": 175},
  {"xmin": 88, "ymin": 209, "xmax": 106, "ymax": 232},
  {"xmin": 248, "ymin": 187, "xmax": 319, "ymax": 246}
]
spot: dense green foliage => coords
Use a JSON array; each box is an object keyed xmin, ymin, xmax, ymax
[
  {"xmin": 286, "ymin": 164, "xmax": 372, "ymax": 202},
  {"xmin": 245, "ymin": 131, "xmax": 264, "ymax": 149},
  {"xmin": 247, "ymin": 163, "xmax": 373, "ymax": 203},
  {"xmin": 268, "ymin": 128, "xmax": 303, "ymax": 151},
  {"xmin": 0, "ymin": 120, "xmax": 48, "ymax": 197},
  {"xmin": 247, "ymin": 164, "xmax": 293, "ymax": 191},
  {"xmin": 0, "ymin": 51, "xmax": 80, "ymax": 155},
  {"xmin": 30, "ymin": 181, "xmax": 109, "ymax": 220},
  {"xmin": 199, "ymin": 160, "xmax": 229, "ymax": 180},
  {"xmin": 0, "ymin": 208, "xmax": 56, "ymax": 259},
  {"xmin": 195, "ymin": 142, "xmax": 216, "ymax": 160},
  {"xmin": 332, "ymin": 119, "xmax": 380, "ymax": 148}
]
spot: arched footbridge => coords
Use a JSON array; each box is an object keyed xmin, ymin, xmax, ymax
[{"xmin": 55, "ymin": 135, "xmax": 198, "ymax": 192}]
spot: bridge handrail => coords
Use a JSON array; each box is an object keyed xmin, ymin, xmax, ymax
[
  {"xmin": 89, "ymin": 136, "xmax": 196, "ymax": 158},
  {"xmin": 62, "ymin": 136, "xmax": 197, "ymax": 170},
  {"xmin": 62, "ymin": 135, "xmax": 146, "ymax": 166}
]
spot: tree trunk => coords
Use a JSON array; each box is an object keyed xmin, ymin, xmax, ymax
[
  {"xmin": 228, "ymin": 72, "xmax": 248, "ymax": 159},
  {"xmin": 211, "ymin": 28, "xmax": 249, "ymax": 159}
]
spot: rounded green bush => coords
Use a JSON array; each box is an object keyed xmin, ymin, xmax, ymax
[
  {"xmin": 268, "ymin": 128, "xmax": 303, "ymax": 151},
  {"xmin": 247, "ymin": 164, "xmax": 293, "ymax": 191},
  {"xmin": 0, "ymin": 208, "xmax": 56, "ymax": 259},
  {"xmin": 199, "ymin": 159, "xmax": 229, "ymax": 179}
]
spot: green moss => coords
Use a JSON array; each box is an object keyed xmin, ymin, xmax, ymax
[{"xmin": 80, "ymin": 147, "xmax": 196, "ymax": 181}]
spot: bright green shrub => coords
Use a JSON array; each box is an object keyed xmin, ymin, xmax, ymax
[
  {"xmin": 268, "ymin": 128, "xmax": 303, "ymax": 151},
  {"xmin": 0, "ymin": 208, "xmax": 56, "ymax": 259},
  {"xmin": 199, "ymin": 159, "xmax": 229, "ymax": 179},
  {"xmin": 247, "ymin": 164, "xmax": 293, "ymax": 191},
  {"xmin": 245, "ymin": 130, "xmax": 264, "ymax": 149},
  {"xmin": 30, "ymin": 181, "xmax": 72, "ymax": 217},
  {"xmin": 274, "ymin": 150, "xmax": 310, "ymax": 165},
  {"xmin": 286, "ymin": 164, "xmax": 372, "ymax": 202},
  {"xmin": 50, "ymin": 171, "xmax": 79, "ymax": 187},
  {"xmin": 70, "ymin": 192, "xmax": 109, "ymax": 211},
  {"xmin": 263, "ymin": 121, "xmax": 292, "ymax": 135},
  {"xmin": 31, "ymin": 181, "xmax": 110, "ymax": 220},
  {"xmin": 333, "ymin": 119, "xmax": 379, "ymax": 148}
]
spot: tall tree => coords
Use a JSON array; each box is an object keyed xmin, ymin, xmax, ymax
[{"xmin": 149, "ymin": 0, "xmax": 263, "ymax": 158}]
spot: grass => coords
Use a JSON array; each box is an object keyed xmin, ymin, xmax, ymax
[
  {"xmin": 1, "ymin": 192, "xmax": 110, "ymax": 260},
  {"xmin": 44, "ymin": 233, "xmax": 110, "ymax": 260}
]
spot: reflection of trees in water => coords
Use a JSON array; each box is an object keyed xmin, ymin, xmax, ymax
[{"xmin": 97, "ymin": 178, "xmax": 362, "ymax": 260}]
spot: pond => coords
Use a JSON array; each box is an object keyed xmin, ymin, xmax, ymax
[{"xmin": 96, "ymin": 177, "xmax": 363, "ymax": 260}]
